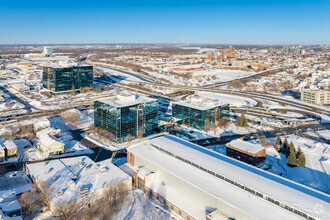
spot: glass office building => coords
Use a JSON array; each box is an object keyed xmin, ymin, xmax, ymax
[
  {"xmin": 172, "ymin": 97, "xmax": 230, "ymax": 130},
  {"xmin": 94, "ymin": 94, "xmax": 159, "ymax": 142},
  {"xmin": 42, "ymin": 65, "xmax": 93, "ymax": 94}
]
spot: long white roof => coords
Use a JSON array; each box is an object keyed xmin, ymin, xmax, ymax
[{"xmin": 129, "ymin": 135, "xmax": 330, "ymax": 220}]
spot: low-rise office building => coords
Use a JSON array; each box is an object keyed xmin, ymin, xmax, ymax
[
  {"xmin": 172, "ymin": 96, "xmax": 229, "ymax": 130},
  {"xmin": 94, "ymin": 93, "xmax": 159, "ymax": 142},
  {"xmin": 26, "ymin": 156, "xmax": 131, "ymax": 211},
  {"xmin": 226, "ymin": 139, "xmax": 266, "ymax": 166},
  {"xmin": 301, "ymin": 89, "xmax": 330, "ymax": 105},
  {"xmin": 3, "ymin": 140, "xmax": 17, "ymax": 158},
  {"xmin": 122, "ymin": 135, "xmax": 329, "ymax": 220},
  {"xmin": 42, "ymin": 64, "xmax": 93, "ymax": 94}
]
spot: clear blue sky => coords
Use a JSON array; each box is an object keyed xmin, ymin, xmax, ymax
[{"xmin": 0, "ymin": 0, "xmax": 329, "ymax": 45}]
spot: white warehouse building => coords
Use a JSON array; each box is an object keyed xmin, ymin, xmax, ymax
[{"xmin": 121, "ymin": 135, "xmax": 329, "ymax": 220}]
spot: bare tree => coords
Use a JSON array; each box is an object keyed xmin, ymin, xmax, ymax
[
  {"xmin": 53, "ymin": 181, "xmax": 130, "ymax": 220},
  {"xmin": 19, "ymin": 181, "xmax": 54, "ymax": 218}
]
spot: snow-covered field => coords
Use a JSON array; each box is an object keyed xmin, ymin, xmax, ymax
[
  {"xmin": 96, "ymin": 66, "xmax": 144, "ymax": 83},
  {"xmin": 265, "ymin": 136, "xmax": 330, "ymax": 194},
  {"xmin": 197, "ymin": 92, "xmax": 257, "ymax": 107},
  {"xmin": 194, "ymin": 69, "xmax": 253, "ymax": 79},
  {"xmin": 311, "ymin": 130, "xmax": 330, "ymax": 141}
]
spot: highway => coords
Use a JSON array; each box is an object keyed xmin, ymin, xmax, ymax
[
  {"xmin": 203, "ymin": 67, "xmax": 287, "ymax": 88},
  {"xmin": 93, "ymin": 64, "xmax": 156, "ymax": 83}
]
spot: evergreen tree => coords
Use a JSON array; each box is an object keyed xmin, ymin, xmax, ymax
[
  {"xmin": 275, "ymin": 135, "xmax": 282, "ymax": 152},
  {"xmin": 296, "ymin": 146, "xmax": 302, "ymax": 158},
  {"xmin": 286, "ymin": 141, "xmax": 294, "ymax": 157},
  {"xmin": 297, "ymin": 152, "xmax": 306, "ymax": 167},
  {"xmin": 238, "ymin": 113, "xmax": 247, "ymax": 127},
  {"xmin": 287, "ymin": 146, "xmax": 298, "ymax": 166},
  {"xmin": 282, "ymin": 138, "xmax": 288, "ymax": 155},
  {"xmin": 276, "ymin": 144, "xmax": 281, "ymax": 152}
]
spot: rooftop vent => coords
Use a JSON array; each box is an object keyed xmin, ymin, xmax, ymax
[
  {"xmin": 57, "ymin": 190, "xmax": 64, "ymax": 197},
  {"xmin": 45, "ymin": 168, "xmax": 53, "ymax": 174},
  {"xmin": 99, "ymin": 166, "xmax": 109, "ymax": 173},
  {"xmin": 67, "ymin": 180, "xmax": 75, "ymax": 188},
  {"xmin": 79, "ymin": 187, "xmax": 89, "ymax": 195}
]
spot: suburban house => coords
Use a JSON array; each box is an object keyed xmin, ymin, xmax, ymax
[
  {"xmin": 37, "ymin": 135, "xmax": 65, "ymax": 157},
  {"xmin": 3, "ymin": 140, "xmax": 18, "ymax": 158}
]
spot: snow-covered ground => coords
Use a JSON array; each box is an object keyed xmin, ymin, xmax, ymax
[
  {"xmin": 177, "ymin": 122, "xmax": 256, "ymax": 140},
  {"xmin": 34, "ymin": 189, "xmax": 178, "ymax": 220},
  {"xmin": 309, "ymin": 130, "xmax": 330, "ymax": 141},
  {"xmin": 123, "ymin": 189, "xmax": 179, "ymax": 220},
  {"xmin": 265, "ymin": 136, "xmax": 330, "ymax": 194},
  {"xmin": 197, "ymin": 92, "xmax": 257, "ymax": 107},
  {"xmin": 95, "ymin": 66, "xmax": 144, "ymax": 83}
]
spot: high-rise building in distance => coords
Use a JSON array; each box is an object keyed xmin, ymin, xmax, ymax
[{"xmin": 229, "ymin": 46, "xmax": 235, "ymax": 53}]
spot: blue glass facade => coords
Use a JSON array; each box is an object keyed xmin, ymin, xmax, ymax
[
  {"xmin": 172, "ymin": 103, "xmax": 230, "ymax": 130},
  {"xmin": 94, "ymin": 99, "xmax": 159, "ymax": 142},
  {"xmin": 42, "ymin": 66, "xmax": 93, "ymax": 93}
]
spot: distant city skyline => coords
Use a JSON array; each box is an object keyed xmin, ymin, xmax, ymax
[{"xmin": 0, "ymin": 0, "xmax": 329, "ymax": 45}]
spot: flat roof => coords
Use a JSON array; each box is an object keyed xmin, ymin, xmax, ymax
[
  {"xmin": 174, "ymin": 96, "xmax": 229, "ymax": 111},
  {"xmin": 42, "ymin": 64, "xmax": 92, "ymax": 69},
  {"xmin": 129, "ymin": 135, "xmax": 329, "ymax": 220},
  {"xmin": 39, "ymin": 134, "xmax": 63, "ymax": 147},
  {"xmin": 4, "ymin": 140, "xmax": 17, "ymax": 150},
  {"xmin": 129, "ymin": 138, "xmax": 307, "ymax": 220},
  {"xmin": 96, "ymin": 94, "xmax": 157, "ymax": 108},
  {"xmin": 27, "ymin": 156, "xmax": 131, "ymax": 206},
  {"xmin": 226, "ymin": 139, "xmax": 264, "ymax": 154}
]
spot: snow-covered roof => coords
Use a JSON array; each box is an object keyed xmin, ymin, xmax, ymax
[
  {"xmin": 39, "ymin": 135, "xmax": 63, "ymax": 147},
  {"xmin": 36, "ymin": 127, "xmax": 57, "ymax": 139},
  {"xmin": 4, "ymin": 140, "xmax": 17, "ymax": 150},
  {"xmin": 129, "ymin": 135, "xmax": 330, "ymax": 220},
  {"xmin": 0, "ymin": 199, "xmax": 21, "ymax": 213},
  {"xmin": 26, "ymin": 156, "xmax": 131, "ymax": 206},
  {"xmin": 19, "ymin": 117, "xmax": 49, "ymax": 127},
  {"xmin": 96, "ymin": 93, "xmax": 157, "ymax": 108},
  {"xmin": 41, "ymin": 63, "xmax": 92, "ymax": 68},
  {"xmin": 226, "ymin": 139, "xmax": 264, "ymax": 154}
]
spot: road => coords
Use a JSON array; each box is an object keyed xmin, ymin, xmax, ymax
[
  {"xmin": 203, "ymin": 67, "xmax": 287, "ymax": 88},
  {"xmin": 0, "ymin": 86, "xmax": 34, "ymax": 113},
  {"xmin": 94, "ymin": 65, "xmax": 156, "ymax": 83}
]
